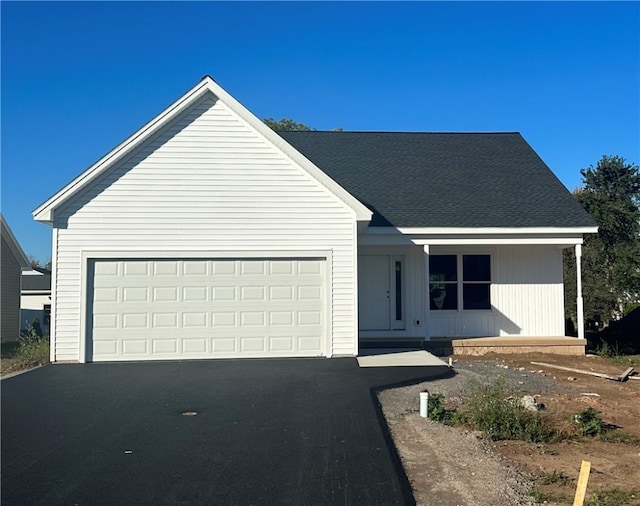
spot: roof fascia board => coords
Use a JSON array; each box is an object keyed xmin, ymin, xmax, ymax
[
  {"xmin": 358, "ymin": 234, "xmax": 584, "ymax": 246},
  {"xmin": 202, "ymin": 79, "xmax": 372, "ymax": 221},
  {"xmin": 410, "ymin": 237, "xmax": 584, "ymax": 246},
  {"xmin": 364, "ymin": 226, "xmax": 598, "ymax": 235},
  {"xmin": 1, "ymin": 215, "xmax": 31, "ymax": 269},
  {"xmin": 33, "ymin": 77, "xmax": 372, "ymax": 224},
  {"xmin": 33, "ymin": 79, "xmax": 213, "ymax": 223}
]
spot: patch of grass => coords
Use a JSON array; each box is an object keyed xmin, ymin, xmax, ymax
[
  {"xmin": 599, "ymin": 431, "xmax": 640, "ymax": 446},
  {"xmin": 586, "ymin": 487, "xmax": 639, "ymax": 506},
  {"xmin": 464, "ymin": 378, "xmax": 553, "ymax": 442},
  {"xmin": 538, "ymin": 469, "xmax": 571, "ymax": 486},
  {"xmin": 603, "ymin": 354, "xmax": 640, "ymax": 367},
  {"xmin": 530, "ymin": 489, "xmax": 572, "ymax": 504}
]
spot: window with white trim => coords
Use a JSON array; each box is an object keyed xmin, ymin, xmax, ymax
[{"xmin": 429, "ymin": 254, "xmax": 491, "ymax": 310}]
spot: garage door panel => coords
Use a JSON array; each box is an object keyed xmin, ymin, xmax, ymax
[
  {"xmin": 183, "ymin": 338, "xmax": 208, "ymax": 354},
  {"xmin": 270, "ymin": 336, "xmax": 294, "ymax": 352},
  {"xmin": 89, "ymin": 258, "xmax": 326, "ymax": 361},
  {"xmin": 123, "ymin": 339, "xmax": 147, "ymax": 355}
]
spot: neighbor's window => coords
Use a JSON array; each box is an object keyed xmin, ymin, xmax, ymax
[{"xmin": 429, "ymin": 254, "xmax": 491, "ymax": 310}]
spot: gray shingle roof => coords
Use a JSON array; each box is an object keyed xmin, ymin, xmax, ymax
[
  {"xmin": 278, "ymin": 131, "xmax": 595, "ymax": 228},
  {"xmin": 22, "ymin": 270, "xmax": 51, "ymax": 291}
]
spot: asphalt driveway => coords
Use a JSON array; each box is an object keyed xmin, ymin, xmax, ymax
[{"xmin": 1, "ymin": 358, "xmax": 451, "ymax": 506}]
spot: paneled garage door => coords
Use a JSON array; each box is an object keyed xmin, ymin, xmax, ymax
[{"xmin": 88, "ymin": 258, "xmax": 326, "ymax": 361}]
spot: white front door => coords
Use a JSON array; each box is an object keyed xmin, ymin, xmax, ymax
[{"xmin": 358, "ymin": 255, "xmax": 405, "ymax": 331}]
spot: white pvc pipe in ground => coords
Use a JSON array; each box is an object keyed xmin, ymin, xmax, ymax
[{"xmin": 419, "ymin": 391, "xmax": 429, "ymax": 418}]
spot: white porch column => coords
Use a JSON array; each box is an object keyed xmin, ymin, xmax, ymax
[
  {"xmin": 423, "ymin": 245, "xmax": 430, "ymax": 340},
  {"xmin": 575, "ymin": 244, "xmax": 585, "ymax": 340}
]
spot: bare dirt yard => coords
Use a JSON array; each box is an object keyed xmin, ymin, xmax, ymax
[{"xmin": 378, "ymin": 353, "xmax": 640, "ymax": 506}]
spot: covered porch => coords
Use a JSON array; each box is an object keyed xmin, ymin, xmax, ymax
[{"xmin": 357, "ymin": 228, "xmax": 589, "ymax": 356}]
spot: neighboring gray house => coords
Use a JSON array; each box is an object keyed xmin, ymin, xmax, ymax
[
  {"xmin": 33, "ymin": 77, "xmax": 597, "ymax": 363},
  {"xmin": 21, "ymin": 266, "xmax": 52, "ymax": 335},
  {"xmin": 1, "ymin": 215, "xmax": 31, "ymax": 342}
]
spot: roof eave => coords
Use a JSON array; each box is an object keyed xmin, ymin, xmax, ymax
[{"xmin": 369, "ymin": 226, "xmax": 599, "ymax": 235}]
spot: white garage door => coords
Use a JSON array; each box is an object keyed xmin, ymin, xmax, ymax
[{"xmin": 89, "ymin": 258, "xmax": 326, "ymax": 361}]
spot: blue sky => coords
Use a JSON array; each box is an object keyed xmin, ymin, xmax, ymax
[{"xmin": 2, "ymin": 1, "xmax": 639, "ymax": 262}]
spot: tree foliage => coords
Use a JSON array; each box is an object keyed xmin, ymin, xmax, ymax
[
  {"xmin": 564, "ymin": 155, "xmax": 640, "ymax": 326},
  {"xmin": 28, "ymin": 256, "xmax": 52, "ymax": 271},
  {"xmin": 263, "ymin": 118, "xmax": 313, "ymax": 131},
  {"xmin": 263, "ymin": 118, "xmax": 344, "ymax": 132}
]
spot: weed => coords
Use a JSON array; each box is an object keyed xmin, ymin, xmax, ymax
[
  {"xmin": 574, "ymin": 407, "xmax": 605, "ymax": 436},
  {"xmin": 464, "ymin": 378, "xmax": 553, "ymax": 442},
  {"xmin": 594, "ymin": 340, "xmax": 620, "ymax": 358},
  {"xmin": 586, "ymin": 487, "xmax": 639, "ymax": 506},
  {"xmin": 426, "ymin": 393, "xmax": 447, "ymax": 421},
  {"xmin": 426, "ymin": 393, "xmax": 465, "ymax": 425}
]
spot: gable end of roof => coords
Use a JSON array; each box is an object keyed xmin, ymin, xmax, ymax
[{"xmin": 32, "ymin": 78, "xmax": 372, "ymax": 224}]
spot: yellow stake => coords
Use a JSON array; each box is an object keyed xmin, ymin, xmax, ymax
[{"xmin": 573, "ymin": 460, "xmax": 591, "ymax": 506}]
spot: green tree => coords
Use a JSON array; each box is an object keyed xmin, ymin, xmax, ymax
[
  {"xmin": 263, "ymin": 118, "xmax": 344, "ymax": 132},
  {"xmin": 263, "ymin": 118, "xmax": 313, "ymax": 131},
  {"xmin": 565, "ymin": 155, "xmax": 640, "ymax": 326}
]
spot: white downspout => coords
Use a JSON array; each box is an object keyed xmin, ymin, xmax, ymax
[{"xmin": 575, "ymin": 244, "xmax": 585, "ymax": 340}]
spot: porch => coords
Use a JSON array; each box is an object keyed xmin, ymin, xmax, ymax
[{"xmin": 359, "ymin": 336, "xmax": 587, "ymax": 357}]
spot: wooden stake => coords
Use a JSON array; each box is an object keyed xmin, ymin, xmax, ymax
[{"xmin": 573, "ymin": 460, "xmax": 591, "ymax": 506}]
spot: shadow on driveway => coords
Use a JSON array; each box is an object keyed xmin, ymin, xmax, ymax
[{"xmin": 1, "ymin": 359, "xmax": 453, "ymax": 505}]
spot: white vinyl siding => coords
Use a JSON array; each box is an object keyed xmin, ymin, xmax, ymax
[
  {"xmin": 492, "ymin": 245, "xmax": 565, "ymax": 336},
  {"xmin": 51, "ymin": 94, "xmax": 357, "ymax": 362}
]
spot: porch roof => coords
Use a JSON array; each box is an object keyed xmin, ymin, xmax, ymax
[{"xmin": 279, "ymin": 131, "xmax": 596, "ymax": 229}]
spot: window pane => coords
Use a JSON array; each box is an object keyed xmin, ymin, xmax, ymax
[
  {"xmin": 429, "ymin": 255, "xmax": 457, "ymax": 282},
  {"xmin": 430, "ymin": 283, "xmax": 458, "ymax": 310},
  {"xmin": 463, "ymin": 283, "xmax": 491, "ymax": 310},
  {"xmin": 463, "ymin": 255, "xmax": 490, "ymax": 282}
]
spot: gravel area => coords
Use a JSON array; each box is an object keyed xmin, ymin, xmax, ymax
[
  {"xmin": 380, "ymin": 359, "xmax": 580, "ymax": 417},
  {"xmin": 377, "ymin": 359, "xmax": 583, "ymax": 506}
]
